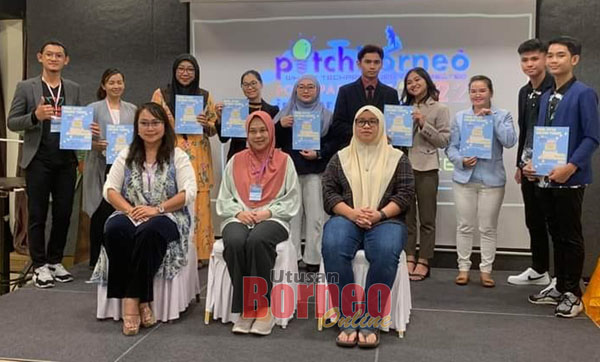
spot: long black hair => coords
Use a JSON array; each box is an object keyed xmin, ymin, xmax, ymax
[
  {"xmin": 96, "ymin": 68, "xmax": 124, "ymax": 100},
  {"xmin": 126, "ymin": 102, "xmax": 176, "ymax": 170},
  {"xmin": 400, "ymin": 67, "xmax": 440, "ymax": 105}
]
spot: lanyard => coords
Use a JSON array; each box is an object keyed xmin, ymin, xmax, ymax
[
  {"xmin": 42, "ymin": 78, "xmax": 62, "ymax": 115},
  {"xmin": 252, "ymin": 158, "xmax": 269, "ymax": 185},
  {"xmin": 106, "ymin": 98, "xmax": 120, "ymax": 125}
]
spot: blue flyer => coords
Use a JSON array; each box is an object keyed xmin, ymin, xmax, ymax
[
  {"xmin": 59, "ymin": 106, "xmax": 93, "ymax": 150},
  {"xmin": 292, "ymin": 111, "xmax": 321, "ymax": 150},
  {"xmin": 106, "ymin": 124, "xmax": 134, "ymax": 164},
  {"xmin": 532, "ymin": 126, "xmax": 569, "ymax": 176},
  {"xmin": 460, "ymin": 114, "xmax": 493, "ymax": 159},
  {"xmin": 175, "ymin": 95, "xmax": 204, "ymax": 134},
  {"xmin": 384, "ymin": 105, "xmax": 413, "ymax": 147},
  {"xmin": 221, "ymin": 98, "xmax": 249, "ymax": 138}
]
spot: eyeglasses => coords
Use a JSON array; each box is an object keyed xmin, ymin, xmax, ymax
[
  {"xmin": 139, "ymin": 120, "xmax": 164, "ymax": 128},
  {"xmin": 355, "ymin": 119, "xmax": 379, "ymax": 128},
  {"xmin": 176, "ymin": 66, "xmax": 195, "ymax": 74},
  {"xmin": 242, "ymin": 81, "xmax": 259, "ymax": 89},
  {"xmin": 248, "ymin": 128, "xmax": 268, "ymax": 136},
  {"xmin": 297, "ymin": 85, "xmax": 316, "ymax": 92}
]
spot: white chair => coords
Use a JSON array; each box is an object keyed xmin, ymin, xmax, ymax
[
  {"xmin": 204, "ymin": 238, "xmax": 298, "ymax": 328},
  {"xmin": 96, "ymin": 242, "xmax": 201, "ymax": 322},
  {"xmin": 316, "ymin": 250, "xmax": 411, "ymax": 338}
]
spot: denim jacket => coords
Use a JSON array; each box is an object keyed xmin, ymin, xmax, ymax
[{"xmin": 445, "ymin": 107, "xmax": 517, "ymax": 187}]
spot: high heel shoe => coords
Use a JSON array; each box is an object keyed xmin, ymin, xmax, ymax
[
  {"xmin": 123, "ymin": 314, "xmax": 141, "ymax": 336},
  {"xmin": 140, "ymin": 304, "xmax": 157, "ymax": 328}
]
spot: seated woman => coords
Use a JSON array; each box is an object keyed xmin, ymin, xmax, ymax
[
  {"xmin": 321, "ymin": 105, "xmax": 414, "ymax": 348},
  {"xmin": 216, "ymin": 111, "xmax": 300, "ymax": 336},
  {"xmin": 100, "ymin": 102, "xmax": 196, "ymax": 335}
]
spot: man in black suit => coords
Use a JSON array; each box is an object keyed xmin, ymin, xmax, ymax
[{"xmin": 321, "ymin": 44, "xmax": 400, "ymax": 159}]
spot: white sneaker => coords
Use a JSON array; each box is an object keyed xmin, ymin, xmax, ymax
[
  {"xmin": 47, "ymin": 263, "xmax": 74, "ymax": 283},
  {"xmin": 33, "ymin": 265, "xmax": 55, "ymax": 288},
  {"xmin": 507, "ymin": 268, "xmax": 551, "ymax": 285}
]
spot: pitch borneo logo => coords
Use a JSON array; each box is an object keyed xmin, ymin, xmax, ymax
[{"xmin": 261, "ymin": 26, "xmax": 471, "ymax": 110}]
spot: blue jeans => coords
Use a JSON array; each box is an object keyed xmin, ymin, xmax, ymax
[{"xmin": 322, "ymin": 216, "xmax": 406, "ymax": 329}]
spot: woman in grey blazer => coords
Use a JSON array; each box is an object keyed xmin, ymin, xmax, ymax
[
  {"xmin": 400, "ymin": 67, "xmax": 451, "ymax": 281},
  {"xmin": 83, "ymin": 69, "xmax": 136, "ymax": 267}
]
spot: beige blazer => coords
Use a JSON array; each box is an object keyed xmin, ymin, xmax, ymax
[{"xmin": 407, "ymin": 98, "xmax": 450, "ymax": 171}]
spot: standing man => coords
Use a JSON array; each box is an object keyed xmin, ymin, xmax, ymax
[
  {"xmin": 507, "ymin": 39, "xmax": 554, "ymax": 286},
  {"xmin": 321, "ymin": 44, "xmax": 400, "ymax": 159},
  {"xmin": 8, "ymin": 40, "xmax": 80, "ymax": 288},
  {"xmin": 524, "ymin": 36, "xmax": 600, "ymax": 318}
]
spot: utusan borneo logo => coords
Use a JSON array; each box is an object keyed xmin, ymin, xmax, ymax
[{"xmin": 260, "ymin": 26, "xmax": 471, "ymax": 110}]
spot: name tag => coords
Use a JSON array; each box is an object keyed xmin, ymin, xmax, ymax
[
  {"xmin": 50, "ymin": 116, "xmax": 61, "ymax": 133},
  {"xmin": 249, "ymin": 184, "xmax": 263, "ymax": 201}
]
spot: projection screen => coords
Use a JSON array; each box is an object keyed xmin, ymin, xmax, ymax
[{"xmin": 188, "ymin": 0, "xmax": 537, "ymax": 251}]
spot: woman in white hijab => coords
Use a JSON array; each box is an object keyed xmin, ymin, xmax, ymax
[{"xmin": 321, "ymin": 105, "xmax": 415, "ymax": 348}]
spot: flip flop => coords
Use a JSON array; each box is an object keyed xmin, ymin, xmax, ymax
[
  {"xmin": 357, "ymin": 329, "xmax": 380, "ymax": 349},
  {"xmin": 335, "ymin": 328, "xmax": 358, "ymax": 348}
]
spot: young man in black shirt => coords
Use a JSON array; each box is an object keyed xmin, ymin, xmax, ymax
[
  {"xmin": 7, "ymin": 40, "xmax": 81, "ymax": 288},
  {"xmin": 524, "ymin": 36, "xmax": 600, "ymax": 318},
  {"xmin": 507, "ymin": 39, "xmax": 554, "ymax": 287}
]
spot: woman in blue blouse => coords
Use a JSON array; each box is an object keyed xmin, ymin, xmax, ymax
[{"xmin": 445, "ymin": 75, "xmax": 517, "ymax": 287}]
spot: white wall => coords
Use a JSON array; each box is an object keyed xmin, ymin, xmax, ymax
[{"xmin": 0, "ymin": 19, "xmax": 24, "ymax": 231}]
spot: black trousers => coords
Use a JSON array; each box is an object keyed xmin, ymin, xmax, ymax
[
  {"xmin": 25, "ymin": 158, "xmax": 76, "ymax": 268},
  {"xmin": 104, "ymin": 214, "xmax": 179, "ymax": 303},
  {"xmin": 520, "ymin": 176, "xmax": 550, "ymax": 273},
  {"xmin": 537, "ymin": 186, "xmax": 585, "ymax": 296},
  {"xmin": 89, "ymin": 199, "xmax": 115, "ymax": 267},
  {"xmin": 222, "ymin": 221, "xmax": 288, "ymax": 313}
]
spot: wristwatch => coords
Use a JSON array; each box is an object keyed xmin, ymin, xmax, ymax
[
  {"xmin": 379, "ymin": 210, "xmax": 388, "ymax": 221},
  {"xmin": 157, "ymin": 204, "xmax": 165, "ymax": 214}
]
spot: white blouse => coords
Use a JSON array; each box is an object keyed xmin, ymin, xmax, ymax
[{"xmin": 103, "ymin": 146, "xmax": 197, "ymax": 207}]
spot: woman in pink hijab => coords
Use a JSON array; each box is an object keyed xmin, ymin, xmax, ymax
[{"xmin": 216, "ymin": 111, "xmax": 300, "ymax": 336}]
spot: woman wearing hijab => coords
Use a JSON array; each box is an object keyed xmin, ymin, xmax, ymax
[
  {"xmin": 215, "ymin": 70, "xmax": 280, "ymax": 161},
  {"xmin": 216, "ymin": 111, "xmax": 300, "ymax": 336},
  {"xmin": 151, "ymin": 54, "xmax": 217, "ymax": 262},
  {"xmin": 274, "ymin": 75, "xmax": 333, "ymax": 272},
  {"xmin": 321, "ymin": 105, "xmax": 414, "ymax": 348}
]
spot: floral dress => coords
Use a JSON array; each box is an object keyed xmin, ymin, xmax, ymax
[{"xmin": 152, "ymin": 88, "xmax": 217, "ymax": 260}]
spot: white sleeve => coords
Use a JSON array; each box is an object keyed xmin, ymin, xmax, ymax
[
  {"xmin": 174, "ymin": 147, "xmax": 197, "ymax": 206},
  {"xmin": 103, "ymin": 147, "xmax": 128, "ymax": 200}
]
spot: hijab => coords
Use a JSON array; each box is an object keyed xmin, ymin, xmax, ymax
[
  {"xmin": 163, "ymin": 54, "xmax": 201, "ymax": 115},
  {"xmin": 338, "ymin": 105, "xmax": 403, "ymax": 208},
  {"xmin": 273, "ymin": 75, "xmax": 333, "ymax": 136},
  {"xmin": 232, "ymin": 111, "xmax": 288, "ymax": 208}
]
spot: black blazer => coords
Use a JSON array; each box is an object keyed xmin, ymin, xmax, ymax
[
  {"xmin": 216, "ymin": 99, "xmax": 279, "ymax": 161},
  {"xmin": 516, "ymin": 74, "xmax": 553, "ymax": 167},
  {"xmin": 322, "ymin": 77, "xmax": 399, "ymax": 160}
]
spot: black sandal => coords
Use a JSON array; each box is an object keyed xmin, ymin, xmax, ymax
[
  {"xmin": 410, "ymin": 262, "xmax": 430, "ymax": 281},
  {"xmin": 357, "ymin": 329, "xmax": 380, "ymax": 349},
  {"xmin": 335, "ymin": 328, "xmax": 358, "ymax": 348}
]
